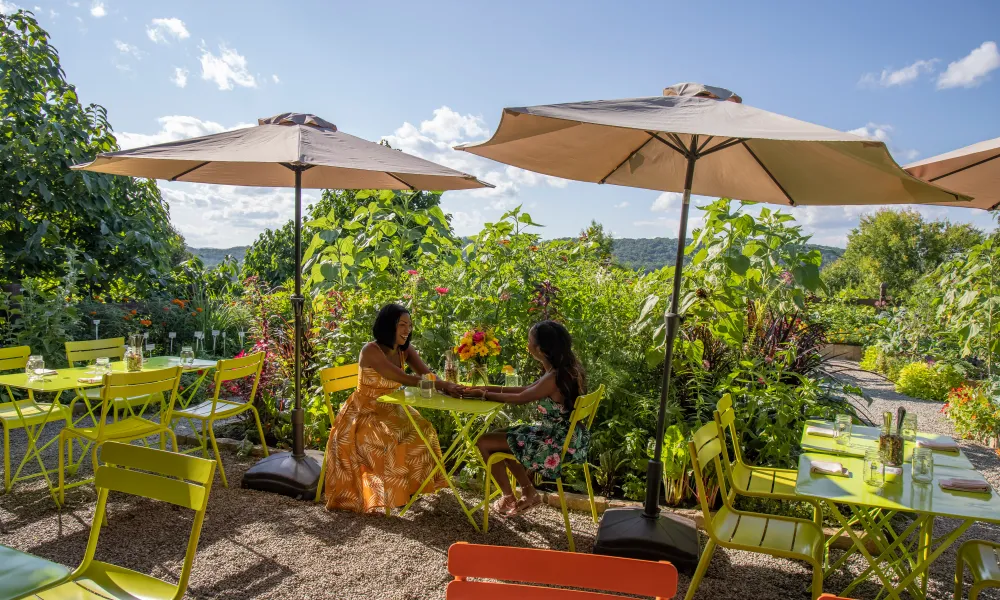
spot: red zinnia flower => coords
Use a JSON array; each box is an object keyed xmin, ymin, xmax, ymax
[
  {"xmin": 407, "ymin": 269, "xmax": 419, "ymax": 276},
  {"xmin": 434, "ymin": 287, "xmax": 449, "ymax": 295}
]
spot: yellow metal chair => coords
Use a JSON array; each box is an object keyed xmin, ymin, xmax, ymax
[
  {"xmin": 481, "ymin": 384, "xmax": 605, "ymax": 552},
  {"xmin": 713, "ymin": 394, "xmax": 822, "ymax": 527},
  {"xmin": 314, "ymin": 362, "xmax": 357, "ymax": 502},
  {"xmin": 170, "ymin": 352, "xmax": 268, "ymax": 488},
  {"xmin": 27, "ymin": 442, "xmax": 217, "ymax": 600},
  {"xmin": 65, "ymin": 338, "xmax": 162, "ymax": 422},
  {"xmin": 686, "ymin": 420, "xmax": 824, "ymax": 600},
  {"xmin": 57, "ymin": 367, "xmax": 182, "ymax": 505},
  {"xmin": 1, "ymin": 345, "xmax": 72, "ymax": 493},
  {"xmin": 955, "ymin": 539, "xmax": 1000, "ymax": 600}
]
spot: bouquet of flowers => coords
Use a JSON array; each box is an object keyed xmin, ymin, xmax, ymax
[{"xmin": 454, "ymin": 328, "xmax": 501, "ymax": 386}]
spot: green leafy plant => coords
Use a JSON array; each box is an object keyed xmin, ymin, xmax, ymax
[
  {"xmin": 944, "ymin": 383, "xmax": 1000, "ymax": 443},
  {"xmin": 895, "ymin": 361, "xmax": 966, "ymax": 402}
]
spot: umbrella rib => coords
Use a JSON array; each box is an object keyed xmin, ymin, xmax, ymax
[
  {"xmin": 169, "ymin": 162, "xmax": 210, "ymax": 181},
  {"xmin": 599, "ymin": 134, "xmax": 656, "ymax": 184},
  {"xmin": 386, "ymin": 173, "xmax": 416, "ymax": 191},
  {"xmin": 650, "ymin": 133, "xmax": 691, "ymax": 158},
  {"xmin": 699, "ymin": 137, "xmax": 745, "ymax": 157},
  {"xmin": 741, "ymin": 141, "xmax": 796, "ymax": 206},
  {"xmin": 928, "ymin": 152, "xmax": 1000, "ymax": 183},
  {"xmin": 696, "ymin": 136, "xmax": 715, "ymax": 155}
]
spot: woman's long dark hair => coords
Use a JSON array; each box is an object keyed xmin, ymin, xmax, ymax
[
  {"xmin": 372, "ymin": 304, "xmax": 411, "ymax": 351},
  {"xmin": 531, "ymin": 320, "xmax": 586, "ymax": 410}
]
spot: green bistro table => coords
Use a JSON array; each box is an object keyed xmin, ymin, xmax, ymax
[
  {"xmin": 378, "ymin": 388, "xmax": 502, "ymax": 531},
  {"xmin": 796, "ymin": 422, "xmax": 999, "ymax": 600},
  {"xmin": 801, "ymin": 419, "xmax": 975, "ymax": 469},
  {"xmin": 0, "ymin": 356, "xmax": 218, "ymax": 497}
]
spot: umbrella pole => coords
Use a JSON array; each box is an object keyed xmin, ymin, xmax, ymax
[
  {"xmin": 291, "ymin": 168, "xmax": 305, "ymax": 458},
  {"xmin": 643, "ymin": 150, "xmax": 696, "ymax": 518}
]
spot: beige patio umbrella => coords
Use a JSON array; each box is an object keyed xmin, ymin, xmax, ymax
[
  {"xmin": 457, "ymin": 83, "xmax": 969, "ymax": 568},
  {"xmin": 74, "ymin": 112, "xmax": 491, "ymax": 499},
  {"xmin": 905, "ymin": 136, "xmax": 1000, "ymax": 210}
]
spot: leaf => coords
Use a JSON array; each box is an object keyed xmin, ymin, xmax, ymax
[
  {"xmin": 638, "ymin": 294, "xmax": 661, "ymax": 324},
  {"xmin": 645, "ymin": 346, "xmax": 665, "ymax": 369},
  {"xmin": 725, "ymin": 255, "xmax": 751, "ymax": 276},
  {"xmin": 376, "ymin": 255, "xmax": 389, "ymax": 271},
  {"xmin": 318, "ymin": 263, "xmax": 337, "ymax": 282}
]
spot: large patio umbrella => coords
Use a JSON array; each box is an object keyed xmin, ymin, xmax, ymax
[
  {"xmin": 74, "ymin": 112, "xmax": 491, "ymax": 498},
  {"xmin": 458, "ymin": 83, "xmax": 968, "ymax": 568},
  {"xmin": 905, "ymin": 135, "xmax": 1000, "ymax": 210}
]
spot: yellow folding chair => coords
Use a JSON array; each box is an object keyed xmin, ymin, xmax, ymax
[
  {"xmin": 955, "ymin": 539, "xmax": 1000, "ymax": 600},
  {"xmin": 57, "ymin": 367, "xmax": 182, "ymax": 505},
  {"xmin": 27, "ymin": 442, "xmax": 217, "ymax": 599},
  {"xmin": 1, "ymin": 345, "xmax": 72, "ymax": 493},
  {"xmin": 686, "ymin": 420, "xmax": 825, "ymax": 600},
  {"xmin": 170, "ymin": 352, "xmax": 268, "ymax": 488},
  {"xmin": 482, "ymin": 384, "xmax": 605, "ymax": 552},
  {"xmin": 314, "ymin": 362, "xmax": 357, "ymax": 502},
  {"xmin": 65, "ymin": 338, "xmax": 162, "ymax": 423},
  {"xmin": 713, "ymin": 394, "xmax": 822, "ymax": 527}
]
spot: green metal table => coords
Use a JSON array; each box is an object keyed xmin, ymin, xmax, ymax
[
  {"xmin": 378, "ymin": 389, "xmax": 502, "ymax": 531},
  {"xmin": 796, "ymin": 422, "xmax": 999, "ymax": 600}
]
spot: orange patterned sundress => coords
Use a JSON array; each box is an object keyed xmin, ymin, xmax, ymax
[{"xmin": 323, "ymin": 364, "xmax": 447, "ymax": 513}]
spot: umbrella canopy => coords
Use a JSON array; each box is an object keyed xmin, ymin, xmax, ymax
[
  {"xmin": 74, "ymin": 112, "xmax": 489, "ymax": 191},
  {"xmin": 73, "ymin": 112, "xmax": 491, "ymax": 499},
  {"xmin": 905, "ymin": 136, "xmax": 1000, "ymax": 210},
  {"xmin": 457, "ymin": 85, "xmax": 967, "ymax": 206}
]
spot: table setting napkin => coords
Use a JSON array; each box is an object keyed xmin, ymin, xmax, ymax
[
  {"xmin": 34, "ymin": 368, "xmax": 58, "ymax": 376},
  {"xmin": 77, "ymin": 376, "xmax": 103, "ymax": 384},
  {"xmin": 810, "ymin": 460, "xmax": 848, "ymax": 476},
  {"xmin": 805, "ymin": 425, "xmax": 836, "ymax": 438},
  {"xmin": 916, "ymin": 437, "xmax": 960, "ymax": 452},
  {"xmin": 938, "ymin": 477, "xmax": 992, "ymax": 494}
]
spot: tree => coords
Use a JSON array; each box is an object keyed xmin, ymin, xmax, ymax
[
  {"xmin": 241, "ymin": 189, "xmax": 450, "ymax": 287},
  {"xmin": 0, "ymin": 11, "xmax": 183, "ymax": 294},
  {"xmin": 822, "ymin": 208, "xmax": 983, "ymax": 297}
]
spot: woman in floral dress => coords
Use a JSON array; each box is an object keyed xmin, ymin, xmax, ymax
[
  {"xmin": 324, "ymin": 303, "xmax": 458, "ymax": 513},
  {"xmin": 456, "ymin": 320, "xmax": 589, "ymax": 516}
]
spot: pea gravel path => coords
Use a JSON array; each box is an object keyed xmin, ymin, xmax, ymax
[{"xmin": 1, "ymin": 360, "xmax": 997, "ymax": 599}]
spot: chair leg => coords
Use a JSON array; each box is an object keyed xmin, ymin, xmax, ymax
[
  {"xmin": 314, "ymin": 452, "xmax": 326, "ymax": 503},
  {"xmin": 207, "ymin": 425, "xmax": 228, "ymax": 487},
  {"xmin": 583, "ymin": 463, "xmax": 598, "ymax": 523},
  {"xmin": 57, "ymin": 433, "xmax": 65, "ymax": 506},
  {"xmin": 556, "ymin": 478, "xmax": 574, "ymax": 552},
  {"xmin": 810, "ymin": 559, "xmax": 823, "ymax": 599},
  {"xmin": 2, "ymin": 423, "xmax": 9, "ymax": 493},
  {"xmin": 684, "ymin": 539, "xmax": 716, "ymax": 600},
  {"xmin": 166, "ymin": 428, "xmax": 179, "ymax": 452},
  {"xmin": 249, "ymin": 406, "xmax": 269, "ymax": 457},
  {"xmin": 954, "ymin": 551, "xmax": 964, "ymax": 600},
  {"xmin": 482, "ymin": 456, "xmax": 493, "ymax": 534}
]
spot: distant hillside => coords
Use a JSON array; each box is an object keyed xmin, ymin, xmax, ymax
[
  {"xmin": 188, "ymin": 246, "xmax": 248, "ymax": 268},
  {"xmin": 189, "ymin": 238, "xmax": 844, "ymax": 272},
  {"xmin": 611, "ymin": 238, "xmax": 844, "ymax": 272}
]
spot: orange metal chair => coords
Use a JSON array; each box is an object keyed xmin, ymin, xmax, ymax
[
  {"xmin": 818, "ymin": 595, "xmax": 856, "ymax": 599},
  {"xmin": 446, "ymin": 541, "xmax": 678, "ymax": 599}
]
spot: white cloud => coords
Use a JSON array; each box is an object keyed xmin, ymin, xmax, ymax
[
  {"xmin": 937, "ymin": 41, "xmax": 1000, "ymax": 89},
  {"xmin": 89, "ymin": 1, "xmax": 104, "ymax": 17},
  {"xmin": 859, "ymin": 59, "xmax": 937, "ymax": 87},
  {"xmin": 847, "ymin": 122, "xmax": 919, "ymax": 162},
  {"xmin": 49, "ymin": 8, "xmax": 58, "ymax": 17},
  {"xmin": 0, "ymin": 1, "xmax": 18, "ymax": 14},
  {"xmin": 651, "ymin": 192, "xmax": 682, "ymax": 212},
  {"xmin": 116, "ymin": 115, "xmax": 253, "ymax": 149},
  {"xmin": 614, "ymin": 201, "xmax": 630, "ymax": 209},
  {"xmin": 146, "ymin": 17, "xmax": 189, "ymax": 43},
  {"xmin": 113, "ymin": 39, "xmax": 141, "ymax": 58},
  {"xmin": 171, "ymin": 67, "xmax": 188, "ymax": 88},
  {"xmin": 67, "ymin": 0, "xmax": 79, "ymax": 6},
  {"xmin": 271, "ymin": 74, "xmax": 280, "ymax": 84},
  {"xmin": 199, "ymin": 44, "xmax": 256, "ymax": 90}
]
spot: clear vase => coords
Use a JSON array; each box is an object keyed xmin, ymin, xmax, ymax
[
  {"xmin": 467, "ymin": 362, "xmax": 490, "ymax": 387},
  {"xmin": 125, "ymin": 334, "xmax": 144, "ymax": 372}
]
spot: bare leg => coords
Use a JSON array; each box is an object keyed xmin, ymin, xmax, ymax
[
  {"xmin": 505, "ymin": 459, "xmax": 537, "ymax": 498},
  {"xmin": 477, "ymin": 432, "xmax": 518, "ymax": 513}
]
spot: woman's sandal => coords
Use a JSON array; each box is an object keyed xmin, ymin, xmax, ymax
[
  {"xmin": 492, "ymin": 495, "xmax": 517, "ymax": 518},
  {"xmin": 509, "ymin": 493, "xmax": 543, "ymax": 516}
]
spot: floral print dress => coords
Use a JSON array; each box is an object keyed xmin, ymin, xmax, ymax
[{"xmin": 506, "ymin": 398, "xmax": 590, "ymax": 480}]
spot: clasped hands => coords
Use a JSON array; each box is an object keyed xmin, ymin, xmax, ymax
[{"xmin": 435, "ymin": 380, "xmax": 487, "ymax": 399}]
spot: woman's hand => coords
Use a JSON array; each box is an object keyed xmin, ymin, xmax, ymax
[
  {"xmin": 454, "ymin": 385, "xmax": 487, "ymax": 399},
  {"xmin": 436, "ymin": 380, "xmax": 458, "ymax": 396}
]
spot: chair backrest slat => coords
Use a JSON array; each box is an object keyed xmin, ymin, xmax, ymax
[
  {"xmin": 447, "ymin": 543, "xmax": 677, "ymax": 599},
  {"xmin": 215, "ymin": 353, "xmax": 263, "ymax": 383},
  {"xmin": 0, "ymin": 345, "xmax": 30, "ymax": 372},
  {"xmin": 102, "ymin": 368, "xmax": 181, "ymax": 401},
  {"xmin": 561, "ymin": 385, "xmax": 605, "ymax": 459},
  {"xmin": 447, "ymin": 580, "xmax": 638, "ymax": 599},
  {"xmin": 95, "ymin": 466, "xmax": 207, "ymax": 510},
  {"xmin": 689, "ymin": 421, "xmax": 731, "ymax": 526},
  {"xmin": 66, "ymin": 338, "xmax": 125, "ymax": 365},
  {"xmin": 102, "ymin": 440, "xmax": 215, "ymax": 484},
  {"xmin": 321, "ymin": 363, "xmax": 357, "ymax": 394}
]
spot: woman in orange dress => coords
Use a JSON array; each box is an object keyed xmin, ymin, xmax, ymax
[{"xmin": 324, "ymin": 303, "xmax": 458, "ymax": 513}]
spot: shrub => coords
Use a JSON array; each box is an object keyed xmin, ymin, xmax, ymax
[
  {"xmin": 895, "ymin": 361, "xmax": 966, "ymax": 402},
  {"xmin": 860, "ymin": 346, "xmax": 880, "ymax": 371},
  {"xmin": 944, "ymin": 382, "xmax": 1000, "ymax": 443}
]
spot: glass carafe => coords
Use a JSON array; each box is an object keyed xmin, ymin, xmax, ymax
[{"xmin": 125, "ymin": 334, "xmax": 144, "ymax": 372}]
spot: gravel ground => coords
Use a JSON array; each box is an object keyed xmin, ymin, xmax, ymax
[{"xmin": 0, "ymin": 361, "xmax": 997, "ymax": 599}]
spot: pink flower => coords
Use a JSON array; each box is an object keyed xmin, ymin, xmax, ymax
[
  {"xmin": 567, "ymin": 447, "xmax": 576, "ymax": 454},
  {"xmin": 532, "ymin": 463, "xmax": 539, "ymax": 470},
  {"xmin": 537, "ymin": 405, "xmax": 548, "ymax": 415},
  {"xmin": 472, "ymin": 331, "xmax": 485, "ymax": 343},
  {"xmin": 435, "ymin": 287, "xmax": 449, "ymax": 295},
  {"xmin": 407, "ymin": 270, "xmax": 419, "ymax": 276},
  {"xmin": 543, "ymin": 454, "xmax": 560, "ymax": 470},
  {"xmin": 544, "ymin": 438, "xmax": 553, "ymax": 445},
  {"xmin": 518, "ymin": 441, "xmax": 525, "ymax": 447}
]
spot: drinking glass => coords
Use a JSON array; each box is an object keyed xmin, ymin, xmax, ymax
[
  {"xmin": 505, "ymin": 372, "xmax": 521, "ymax": 388},
  {"xmin": 403, "ymin": 386, "xmax": 418, "ymax": 399},
  {"xmin": 863, "ymin": 448, "xmax": 885, "ymax": 488},
  {"xmin": 901, "ymin": 414, "xmax": 918, "ymax": 442},
  {"xmin": 95, "ymin": 356, "xmax": 111, "ymax": 377},
  {"xmin": 912, "ymin": 447, "xmax": 934, "ymax": 484},
  {"xmin": 180, "ymin": 346, "xmax": 195, "ymax": 366},
  {"xmin": 419, "ymin": 375, "xmax": 434, "ymax": 399},
  {"xmin": 26, "ymin": 355, "xmax": 44, "ymax": 382},
  {"xmin": 834, "ymin": 414, "xmax": 852, "ymax": 446}
]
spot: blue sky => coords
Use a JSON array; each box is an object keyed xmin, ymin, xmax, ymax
[{"xmin": 5, "ymin": 0, "xmax": 999, "ymax": 247}]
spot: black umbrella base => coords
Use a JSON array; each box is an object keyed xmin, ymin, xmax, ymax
[
  {"xmin": 241, "ymin": 451, "xmax": 321, "ymax": 501},
  {"xmin": 593, "ymin": 507, "xmax": 701, "ymax": 575}
]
